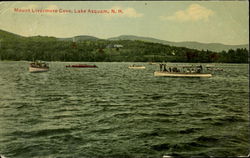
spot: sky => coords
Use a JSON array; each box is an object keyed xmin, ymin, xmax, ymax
[{"xmin": 0, "ymin": 1, "xmax": 249, "ymax": 45}]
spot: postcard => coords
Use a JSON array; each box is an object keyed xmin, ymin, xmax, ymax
[{"xmin": 0, "ymin": 1, "xmax": 249, "ymax": 158}]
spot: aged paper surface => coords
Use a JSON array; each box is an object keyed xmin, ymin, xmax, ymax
[{"xmin": 0, "ymin": 1, "xmax": 249, "ymax": 158}]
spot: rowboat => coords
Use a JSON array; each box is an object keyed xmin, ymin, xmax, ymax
[
  {"xmin": 128, "ymin": 65, "xmax": 145, "ymax": 69},
  {"xmin": 206, "ymin": 67, "xmax": 223, "ymax": 71},
  {"xmin": 66, "ymin": 64, "xmax": 97, "ymax": 68},
  {"xmin": 154, "ymin": 64, "xmax": 212, "ymax": 78},
  {"xmin": 148, "ymin": 62, "xmax": 158, "ymax": 65},
  {"xmin": 29, "ymin": 61, "xmax": 49, "ymax": 73}
]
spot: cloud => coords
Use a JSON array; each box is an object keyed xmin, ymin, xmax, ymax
[
  {"xmin": 122, "ymin": 7, "xmax": 143, "ymax": 18},
  {"xmin": 161, "ymin": 4, "xmax": 214, "ymax": 22},
  {"xmin": 105, "ymin": 6, "xmax": 143, "ymax": 18}
]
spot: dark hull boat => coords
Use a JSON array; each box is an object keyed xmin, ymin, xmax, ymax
[{"xmin": 66, "ymin": 64, "xmax": 97, "ymax": 68}]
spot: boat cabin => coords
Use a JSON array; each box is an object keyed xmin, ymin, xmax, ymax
[
  {"xmin": 30, "ymin": 61, "xmax": 49, "ymax": 68},
  {"xmin": 159, "ymin": 64, "xmax": 204, "ymax": 74},
  {"xmin": 155, "ymin": 64, "xmax": 212, "ymax": 77}
]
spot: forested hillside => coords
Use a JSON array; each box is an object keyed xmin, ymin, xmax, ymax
[{"xmin": 0, "ymin": 30, "xmax": 248, "ymax": 63}]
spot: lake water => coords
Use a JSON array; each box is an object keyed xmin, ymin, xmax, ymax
[{"xmin": 0, "ymin": 61, "xmax": 249, "ymax": 158}]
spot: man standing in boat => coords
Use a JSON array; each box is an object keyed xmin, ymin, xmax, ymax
[
  {"xmin": 159, "ymin": 64, "xmax": 163, "ymax": 71},
  {"xmin": 163, "ymin": 64, "xmax": 168, "ymax": 72},
  {"xmin": 198, "ymin": 65, "xmax": 203, "ymax": 73},
  {"xmin": 199, "ymin": 65, "xmax": 203, "ymax": 71}
]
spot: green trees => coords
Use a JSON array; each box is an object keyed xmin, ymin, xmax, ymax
[
  {"xmin": 0, "ymin": 37, "xmax": 248, "ymax": 63},
  {"xmin": 217, "ymin": 48, "xmax": 248, "ymax": 63}
]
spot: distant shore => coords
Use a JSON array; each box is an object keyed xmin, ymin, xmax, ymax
[{"xmin": 0, "ymin": 60, "xmax": 248, "ymax": 64}]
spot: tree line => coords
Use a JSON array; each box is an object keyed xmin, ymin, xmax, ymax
[{"xmin": 0, "ymin": 39, "xmax": 248, "ymax": 63}]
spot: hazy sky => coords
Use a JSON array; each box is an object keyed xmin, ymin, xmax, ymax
[{"xmin": 0, "ymin": 1, "xmax": 249, "ymax": 45}]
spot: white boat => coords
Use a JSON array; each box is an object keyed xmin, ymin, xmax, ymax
[
  {"xmin": 154, "ymin": 71, "xmax": 212, "ymax": 77},
  {"xmin": 154, "ymin": 64, "xmax": 212, "ymax": 78},
  {"xmin": 29, "ymin": 66, "xmax": 49, "ymax": 73},
  {"xmin": 29, "ymin": 61, "xmax": 49, "ymax": 73},
  {"xmin": 128, "ymin": 65, "xmax": 145, "ymax": 69},
  {"xmin": 148, "ymin": 62, "xmax": 158, "ymax": 65},
  {"xmin": 206, "ymin": 67, "xmax": 223, "ymax": 71}
]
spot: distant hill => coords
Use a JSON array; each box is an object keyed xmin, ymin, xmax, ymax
[
  {"xmin": 58, "ymin": 35, "xmax": 100, "ymax": 41},
  {"xmin": 0, "ymin": 29, "xmax": 248, "ymax": 63},
  {"xmin": 0, "ymin": 29, "xmax": 24, "ymax": 41},
  {"xmin": 108, "ymin": 35, "xmax": 249, "ymax": 52},
  {"xmin": 0, "ymin": 30, "xmax": 58, "ymax": 42},
  {"xmin": 0, "ymin": 29, "xmax": 248, "ymax": 52}
]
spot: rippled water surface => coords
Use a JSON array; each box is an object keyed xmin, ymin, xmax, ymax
[{"xmin": 0, "ymin": 61, "xmax": 249, "ymax": 158}]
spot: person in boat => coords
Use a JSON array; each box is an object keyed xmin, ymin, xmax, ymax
[
  {"xmin": 199, "ymin": 65, "xmax": 203, "ymax": 71},
  {"xmin": 197, "ymin": 68, "xmax": 201, "ymax": 73},
  {"xmin": 160, "ymin": 64, "xmax": 163, "ymax": 71},
  {"xmin": 191, "ymin": 69, "xmax": 194, "ymax": 73},
  {"xmin": 163, "ymin": 64, "xmax": 167, "ymax": 71},
  {"xmin": 172, "ymin": 67, "xmax": 178, "ymax": 72},
  {"xmin": 169, "ymin": 67, "xmax": 171, "ymax": 72},
  {"xmin": 195, "ymin": 65, "xmax": 202, "ymax": 73}
]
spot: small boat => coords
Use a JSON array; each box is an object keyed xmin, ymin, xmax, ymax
[
  {"xmin": 66, "ymin": 64, "xmax": 97, "ymax": 68},
  {"xmin": 206, "ymin": 67, "xmax": 223, "ymax": 71},
  {"xmin": 154, "ymin": 64, "xmax": 212, "ymax": 78},
  {"xmin": 148, "ymin": 62, "xmax": 158, "ymax": 65},
  {"xmin": 29, "ymin": 61, "xmax": 49, "ymax": 73},
  {"xmin": 128, "ymin": 65, "xmax": 145, "ymax": 69},
  {"xmin": 154, "ymin": 71, "xmax": 212, "ymax": 77}
]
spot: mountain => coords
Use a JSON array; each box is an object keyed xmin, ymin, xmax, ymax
[
  {"xmin": 0, "ymin": 29, "xmax": 248, "ymax": 52},
  {"xmin": 108, "ymin": 35, "xmax": 249, "ymax": 52},
  {"xmin": 0, "ymin": 29, "xmax": 248, "ymax": 63},
  {"xmin": 0, "ymin": 29, "xmax": 99, "ymax": 42},
  {"xmin": 0, "ymin": 30, "xmax": 58, "ymax": 42},
  {"xmin": 0, "ymin": 29, "xmax": 24, "ymax": 41},
  {"xmin": 58, "ymin": 35, "xmax": 100, "ymax": 41}
]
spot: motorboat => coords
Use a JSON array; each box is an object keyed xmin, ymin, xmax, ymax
[
  {"xmin": 148, "ymin": 62, "xmax": 158, "ymax": 65},
  {"xmin": 154, "ymin": 64, "xmax": 212, "ymax": 78},
  {"xmin": 154, "ymin": 71, "xmax": 212, "ymax": 77},
  {"xmin": 29, "ymin": 61, "xmax": 49, "ymax": 73}
]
